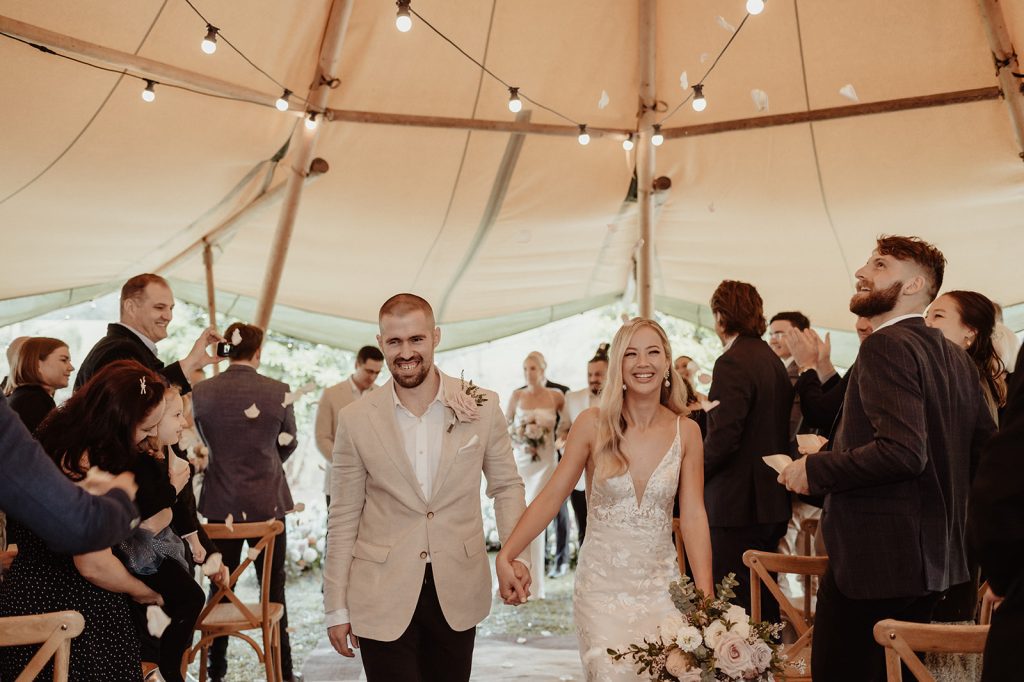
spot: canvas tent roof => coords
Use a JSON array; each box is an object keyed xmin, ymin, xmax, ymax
[{"xmin": 1, "ymin": 0, "xmax": 1022, "ymax": 360}]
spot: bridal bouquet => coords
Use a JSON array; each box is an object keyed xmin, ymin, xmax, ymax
[
  {"xmin": 511, "ymin": 414, "xmax": 550, "ymax": 462},
  {"xmin": 608, "ymin": 574, "xmax": 789, "ymax": 681}
]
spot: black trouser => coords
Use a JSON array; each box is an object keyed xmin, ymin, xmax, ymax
[
  {"xmin": 207, "ymin": 527, "xmax": 291, "ymax": 679},
  {"xmin": 813, "ymin": 569, "xmax": 939, "ymax": 682},
  {"xmin": 359, "ymin": 564, "xmax": 475, "ymax": 682},
  {"xmin": 570, "ymin": 488, "xmax": 587, "ymax": 547},
  {"xmin": 552, "ymin": 500, "xmax": 570, "ymax": 568},
  {"xmin": 128, "ymin": 559, "xmax": 205, "ymax": 682},
  {"xmin": 710, "ymin": 522, "xmax": 788, "ymax": 622}
]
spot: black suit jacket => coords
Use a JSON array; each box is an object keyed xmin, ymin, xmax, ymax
[
  {"xmin": 806, "ymin": 317, "xmax": 996, "ymax": 600},
  {"xmin": 8, "ymin": 384, "xmax": 56, "ymax": 435},
  {"xmin": 703, "ymin": 335, "xmax": 793, "ymax": 526},
  {"xmin": 75, "ymin": 323, "xmax": 190, "ymax": 393},
  {"xmin": 795, "ymin": 367, "xmax": 847, "ymax": 441}
]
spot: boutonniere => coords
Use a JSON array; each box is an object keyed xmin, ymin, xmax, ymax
[{"xmin": 443, "ymin": 371, "xmax": 488, "ymax": 432}]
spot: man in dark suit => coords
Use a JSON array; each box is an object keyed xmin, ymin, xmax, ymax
[
  {"xmin": 192, "ymin": 322, "xmax": 299, "ymax": 682},
  {"xmin": 704, "ymin": 280, "xmax": 792, "ymax": 619},
  {"xmin": 780, "ymin": 236, "xmax": 997, "ymax": 681},
  {"xmin": 75, "ymin": 273, "xmax": 222, "ymax": 392},
  {"xmin": 767, "ymin": 310, "xmax": 811, "ymax": 441}
]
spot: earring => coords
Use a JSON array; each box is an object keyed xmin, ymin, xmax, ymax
[
  {"xmin": 622, "ymin": 383, "xmax": 627, "ymax": 391},
  {"xmin": 664, "ymin": 372, "xmax": 671, "ymax": 388}
]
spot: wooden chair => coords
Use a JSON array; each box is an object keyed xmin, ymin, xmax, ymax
[
  {"xmin": 798, "ymin": 517, "xmax": 822, "ymax": 614},
  {"xmin": 186, "ymin": 520, "xmax": 285, "ymax": 682},
  {"xmin": 872, "ymin": 619, "xmax": 989, "ymax": 681},
  {"xmin": 0, "ymin": 610, "xmax": 85, "ymax": 682},
  {"xmin": 978, "ymin": 581, "xmax": 993, "ymax": 625},
  {"xmin": 743, "ymin": 550, "xmax": 829, "ymax": 681},
  {"xmin": 671, "ymin": 518, "xmax": 687, "ymax": 576}
]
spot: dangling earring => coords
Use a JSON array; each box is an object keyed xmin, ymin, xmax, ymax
[
  {"xmin": 664, "ymin": 371, "xmax": 671, "ymax": 388},
  {"xmin": 622, "ymin": 383, "xmax": 627, "ymax": 391}
]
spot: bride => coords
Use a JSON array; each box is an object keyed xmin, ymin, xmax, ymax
[
  {"xmin": 504, "ymin": 350, "xmax": 565, "ymax": 600},
  {"xmin": 497, "ymin": 319, "xmax": 714, "ymax": 680}
]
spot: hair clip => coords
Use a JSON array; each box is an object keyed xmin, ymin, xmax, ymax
[{"xmin": 140, "ymin": 377, "xmax": 147, "ymax": 395}]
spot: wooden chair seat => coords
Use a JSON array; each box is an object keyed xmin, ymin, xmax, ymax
[
  {"xmin": 201, "ymin": 602, "xmax": 284, "ymax": 630},
  {"xmin": 873, "ymin": 619, "xmax": 989, "ymax": 681}
]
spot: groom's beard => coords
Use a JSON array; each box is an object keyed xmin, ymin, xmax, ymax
[
  {"xmin": 390, "ymin": 354, "xmax": 430, "ymax": 389},
  {"xmin": 849, "ymin": 281, "xmax": 902, "ymax": 318}
]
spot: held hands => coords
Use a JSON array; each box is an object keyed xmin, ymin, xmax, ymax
[
  {"xmin": 181, "ymin": 327, "xmax": 226, "ymax": 374},
  {"xmin": 328, "ymin": 623, "xmax": 360, "ymax": 658},
  {"xmin": 778, "ymin": 456, "xmax": 810, "ymax": 495},
  {"xmin": 495, "ymin": 553, "xmax": 531, "ymax": 605}
]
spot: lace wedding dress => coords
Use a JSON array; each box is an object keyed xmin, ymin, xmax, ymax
[
  {"xmin": 574, "ymin": 418, "xmax": 682, "ymax": 680},
  {"xmin": 512, "ymin": 406, "xmax": 558, "ymax": 599}
]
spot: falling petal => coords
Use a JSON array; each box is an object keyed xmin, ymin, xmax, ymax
[
  {"xmin": 839, "ymin": 84, "xmax": 859, "ymax": 102},
  {"xmin": 244, "ymin": 403, "xmax": 260, "ymax": 419},
  {"xmin": 679, "ymin": 71, "xmax": 689, "ymax": 90},
  {"xmin": 202, "ymin": 552, "xmax": 223, "ymax": 577},
  {"xmin": 716, "ymin": 16, "xmax": 736, "ymax": 33},
  {"xmin": 147, "ymin": 606, "xmax": 172, "ymax": 637},
  {"xmin": 224, "ymin": 514, "xmax": 234, "ymax": 532},
  {"xmin": 278, "ymin": 432, "xmax": 295, "ymax": 446},
  {"xmin": 231, "ymin": 328, "xmax": 243, "ymax": 345},
  {"xmin": 241, "ymin": 511, "xmax": 248, "ymax": 520},
  {"xmin": 516, "ymin": 637, "xmax": 528, "ymax": 644},
  {"xmin": 751, "ymin": 88, "xmax": 769, "ymax": 112},
  {"xmin": 699, "ymin": 398, "xmax": 721, "ymax": 412},
  {"xmin": 700, "ymin": 52, "xmax": 710, "ymax": 63},
  {"xmin": 597, "ymin": 90, "xmax": 610, "ymax": 109},
  {"xmin": 247, "ymin": 547, "xmax": 262, "ymax": 561}
]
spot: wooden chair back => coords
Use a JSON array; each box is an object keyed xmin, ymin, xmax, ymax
[
  {"xmin": 798, "ymin": 517, "xmax": 822, "ymax": 614},
  {"xmin": 872, "ymin": 619, "xmax": 989, "ymax": 681},
  {"xmin": 0, "ymin": 610, "xmax": 85, "ymax": 682},
  {"xmin": 743, "ymin": 550, "xmax": 829, "ymax": 681}
]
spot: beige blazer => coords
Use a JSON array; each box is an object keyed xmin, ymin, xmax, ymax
[
  {"xmin": 314, "ymin": 378, "xmax": 373, "ymax": 494},
  {"xmin": 323, "ymin": 372, "xmax": 527, "ymax": 641}
]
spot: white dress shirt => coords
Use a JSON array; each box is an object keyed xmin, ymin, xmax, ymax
[
  {"xmin": 873, "ymin": 312, "xmax": 925, "ymax": 332},
  {"xmin": 391, "ymin": 375, "xmax": 446, "ymax": 506}
]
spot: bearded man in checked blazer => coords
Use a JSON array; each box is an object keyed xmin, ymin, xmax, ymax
[{"xmin": 323, "ymin": 293, "xmax": 531, "ymax": 681}]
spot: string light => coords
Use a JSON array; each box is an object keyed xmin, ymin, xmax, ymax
[
  {"xmin": 275, "ymin": 89, "xmax": 292, "ymax": 112},
  {"xmin": 692, "ymin": 84, "xmax": 707, "ymax": 112},
  {"xmin": 651, "ymin": 124, "xmax": 664, "ymax": 146},
  {"xmin": 396, "ymin": 0, "xmax": 413, "ymax": 32},
  {"xmin": 622, "ymin": 134, "xmax": 634, "ymax": 151},
  {"xmin": 507, "ymin": 87, "xmax": 522, "ymax": 113},
  {"xmin": 141, "ymin": 79, "xmax": 156, "ymax": 102},
  {"xmin": 577, "ymin": 124, "xmax": 590, "ymax": 146},
  {"xmin": 746, "ymin": 0, "xmax": 765, "ymax": 15},
  {"xmin": 201, "ymin": 24, "xmax": 219, "ymax": 54},
  {"xmin": 305, "ymin": 112, "xmax": 319, "ymax": 130}
]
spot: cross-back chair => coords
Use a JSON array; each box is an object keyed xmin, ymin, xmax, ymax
[
  {"xmin": 0, "ymin": 610, "xmax": 85, "ymax": 682},
  {"xmin": 872, "ymin": 619, "xmax": 989, "ymax": 681}
]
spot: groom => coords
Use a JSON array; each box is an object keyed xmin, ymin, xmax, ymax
[{"xmin": 323, "ymin": 293, "xmax": 532, "ymax": 681}]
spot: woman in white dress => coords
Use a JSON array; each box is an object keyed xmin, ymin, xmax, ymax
[
  {"xmin": 497, "ymin": 320, "xmax": 714, "ymax": 680},
  {"xmin": 505, "ymin": 351, "xmax": 565, "ymax": 599}
]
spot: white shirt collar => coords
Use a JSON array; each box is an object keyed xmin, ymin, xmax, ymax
[
  {"xmin": 117, "ymin": 323, "xmax": 159, "ymax": 357},
  {"xmin": 348, "ymin": 375, "xmax": 373, "ymax": 397},
  {"xmin": 391, "ymin": 368, "xmax": 445, "ymax": 416},
  {"xmin": 783, "ymin": 356, "xmax": 795, "ymax": 368},
  {"xmin": 722, "ymin": 335, "xmax": 738, "ymax": 352},
  {"xmin": 873, "ymin": 312, "xmax": 924, "ymax": 333}
]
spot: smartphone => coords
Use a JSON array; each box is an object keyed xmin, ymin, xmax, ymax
[{"xmin": 216, "ymin": 342, "xmax": 233, "ymax": 357}]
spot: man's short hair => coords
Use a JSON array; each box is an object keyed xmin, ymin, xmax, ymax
[
  {"xmin": 379, "ymin": 293, "xmax": 435, "ymax": 325},
  {"xmin": 876, "ymin": 235, "xmax": 946, "ymax": 301},
  {"xmin": 356, "ymin": 345, "xmax": 384, "ymax": 365},
  {"xmin": 223, "ymin": 322, "xmax": 264, "ymax": 361},
  {"xmin": 769, "ymin": 311, "xmax": 810, "ymax": 331},
  {"xmin": 120, "ymin": 274, "xmax": 169, "ymax": 313},
  {"xmin": 710, "ymin": 280, "xmax": 767, "ymax": 337}
]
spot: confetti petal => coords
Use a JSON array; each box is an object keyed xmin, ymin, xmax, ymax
[
  {"xmin": 231, "ymin": 328, "xmax": 243, "ymax": 345},
  {"xmin": 147, "ymin": 606, "xmax": 172, "ymax": 637},
  {"xmin": 247, "ymin": 547, "xmax": 262, "ymax": 561},
  {"xmin": 751, "ymin": 88, "xmax": 769, "ymax": 112},
  {"xmin": 516, "ymin": 637, "xmax": 527, "ymax": 644},
  {"xmin": 699, "ymin": 398, "xmax": 721, "ymax": 412},
  {"xmin": 282, "ymin": 382, "xmax": 317, "ymax": 407},
  {"xmin": 716, "ymin": 16, "xmax": 736, "ymax": 33},
  {"xmin": 202, "ymin": 552, "xmax": 223, "ymax": 577},
  {"xmin": 839, "ymin": 84, "xmax": 859, "ymax": 102},
  {"xmin": 597, "ymin": 90, "xmax": 610, "ymax": 109},
  {"xmin": 700, "ymin": 52, "xmax": 710, "ymax": 63},
  {"xmin": 241, "ymin": 511, "xmax": 248, "ymax": 520},
  {"xmin": 224, "ymin": 514, "xmax": 234, "ymax": 532},
  {"xmin": 278, "ymin": 432, "xmax": 295, "ymax": 446},
  {"xmin": 679, "ymin": 71, "xmax": 689, "ymax": 90},
  {"xmin": 244, "ymin": 403, "xmax": 260, "ymax": 419}
]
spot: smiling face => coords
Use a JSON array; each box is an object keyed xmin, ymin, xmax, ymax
[
  {"xmin": 156, "ymin": 393, "xmax": 186, "ymax": 447},
  {"xmin": 123, "ymin": 283, "xmax": 175, "ymax": 343},
  {"xmin": 926, "ymin": 294, "xmax": 975, "ymax": 350},
  {"xmin": 523, "ymin": 357, "xmax": 545, "ymax": 387},
  {"xmin": 377, "ymin": 310, "xmax": 439, "ymax": 389},
  {"xmin": 133, "ymin": 400, "xmax": 166, "ymax": 450},
  {"xmin": 621, "ymin": 325, "xmax": 670, "ymax": 397},
  {"xmin": 767, "ymin": 320, "xmax": 794, "ymax": 359},
  {"xmin": 850, "ymin": 251, "xmax": 914, "ymax": 319},
  {"xmin": 37, "ymin": 345, "xmax": 74, "ymax": 391}
]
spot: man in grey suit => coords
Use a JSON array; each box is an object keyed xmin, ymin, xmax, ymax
[
  {"xmin": 193, "ymin": 322, "xmax": 300, "ymax": 682},
  {"xmin": 780, "ymin": 235, "xmax": 996, "ymax": 681}
]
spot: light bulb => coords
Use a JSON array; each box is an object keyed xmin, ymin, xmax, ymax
[
  {"xmin": 692, "ymin": 85, "xmax": 707, "ymax": 112},
  {"xmin": 577, "ymin": 124, "xmax": 590, "ymax": 146},
  {"xmin": 275, "ymin": 89, "xmax": 291, "ymax": 112},
  {"xmin": 508, "ymin": 87, "xmax": 522, "ymax": 113},
  {"xmin": 746, "ymin": 0, "xmax": 765, "ymax": 15},
  {"xmin": 201, "ymin": 25, "xmax": 218, "ymax": 54},
  {"xmin": 396, "ymin": 1, "xmax": 412, "ymax": 32},
  {"xmin": 141, "ymin": 80, "xmax": 156, "ymax": 102},
  {"xmin": 651, "ymin": 125, "xmax": 664, "ymax": 146},
  {"xmin": 622, "ymin": 134, "xmax": 634, "ymax": 151},
  {"xmin": 305, "ymin": 112, "xmax": 318, "ymax": 130}
]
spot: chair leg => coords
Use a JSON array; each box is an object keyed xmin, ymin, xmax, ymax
[
  {"xmin": 263, "ymin": 626, "xmax": 276, "ymax": 682},
  {"xmin": 274, "ymin": 624, "xmax": 284, "ymax": 682},
  {"xmin": 198, "ymin": 640, "xmax": 209, "ymax": 682}
]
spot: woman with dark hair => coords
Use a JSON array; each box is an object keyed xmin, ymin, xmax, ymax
[
  {"xmin": 927, "ymin": 290, "xmax": 1007, "ymax": 420},
  {"xmin": 0, "ymin": 360, "xmax": 167, "ymax": 681},
  {"xmin": 4, "ymin": 336, "xmax": 74, "ymax": 434}
]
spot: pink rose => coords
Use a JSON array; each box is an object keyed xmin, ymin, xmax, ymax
[
  {"xmin": 715, "ymin": 632, "xmax": 755, "ymax": 679},
  {"xmin": 750, "ymin": 639, "xmax": 773, "ymax": 673},
  {"xmin": 444, "ymin": 385, "xmax": 480, "ymax": 423}
]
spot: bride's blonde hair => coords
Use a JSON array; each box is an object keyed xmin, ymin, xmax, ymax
[{"xmin": 594, "ymin": 318, "xmax": 688, "ymax": 481}]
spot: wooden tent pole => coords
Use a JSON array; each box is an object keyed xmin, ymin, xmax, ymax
[
  {"xmin": 636, "ymin": 0, "xmax": 657, "ymax": 319},
  {"xmin": 202, "ymin": 241, "xmax": 220, "ymax": 375},
  {"xmin": 977, "ymin": 0, "xmax": 1024, "ymax": 160},
  {"xmin": 253, "ymin": 0, "xmax": 354, "ymax": 329}
]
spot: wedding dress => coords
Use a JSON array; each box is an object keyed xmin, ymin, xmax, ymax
[
  {"xmin": 512, "ymin": 406, "xmax": 558, "ymax": 599},
  {"xmin": 574, "ymin": 418, "xmax": 682, "ymax": 680}
]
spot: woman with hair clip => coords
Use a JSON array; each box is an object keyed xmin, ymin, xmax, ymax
[
  {"xmin": 0, "ymin": 360, "xmax": 168, "ymax": 681},
  {"xmin": 496, "ymin": 319, "xmax": 714, "ymax": 680},
  {"xmin": 4, "ymin": 336, "xmax": 74, "ymax": 434}
]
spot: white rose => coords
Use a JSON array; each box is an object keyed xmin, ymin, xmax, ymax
[
  {"xmin": 703, "ymin": 619, "xmax": 729, "ymax": 650},
  {"xmin": 659, "ymin": 613, "xmax": 686, "ymax": 641},
  {"xmin": 750, "ymin": 639, "xmax": 773, "ymax": 673},
  {"xmin": 731, "ymin": 619, "xmax": 751, "ymax": 639},
  {"xmin": 714, "ymin": 632, "xmax": 755, "ymax": 679},
  {"xmin": 675, "ymin": 625, "xmax": 703, "ymax": 653},
  {"xmin": 301, "ymin": 547, "xmax": 318, "ymax": 563},
  {"xmin": 724, "ymin": 604, "xmax": 747, "ymax": 626},
  {"xmin": 665, "ymin": 649, "xmax": 703, "ymax": 681}
]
